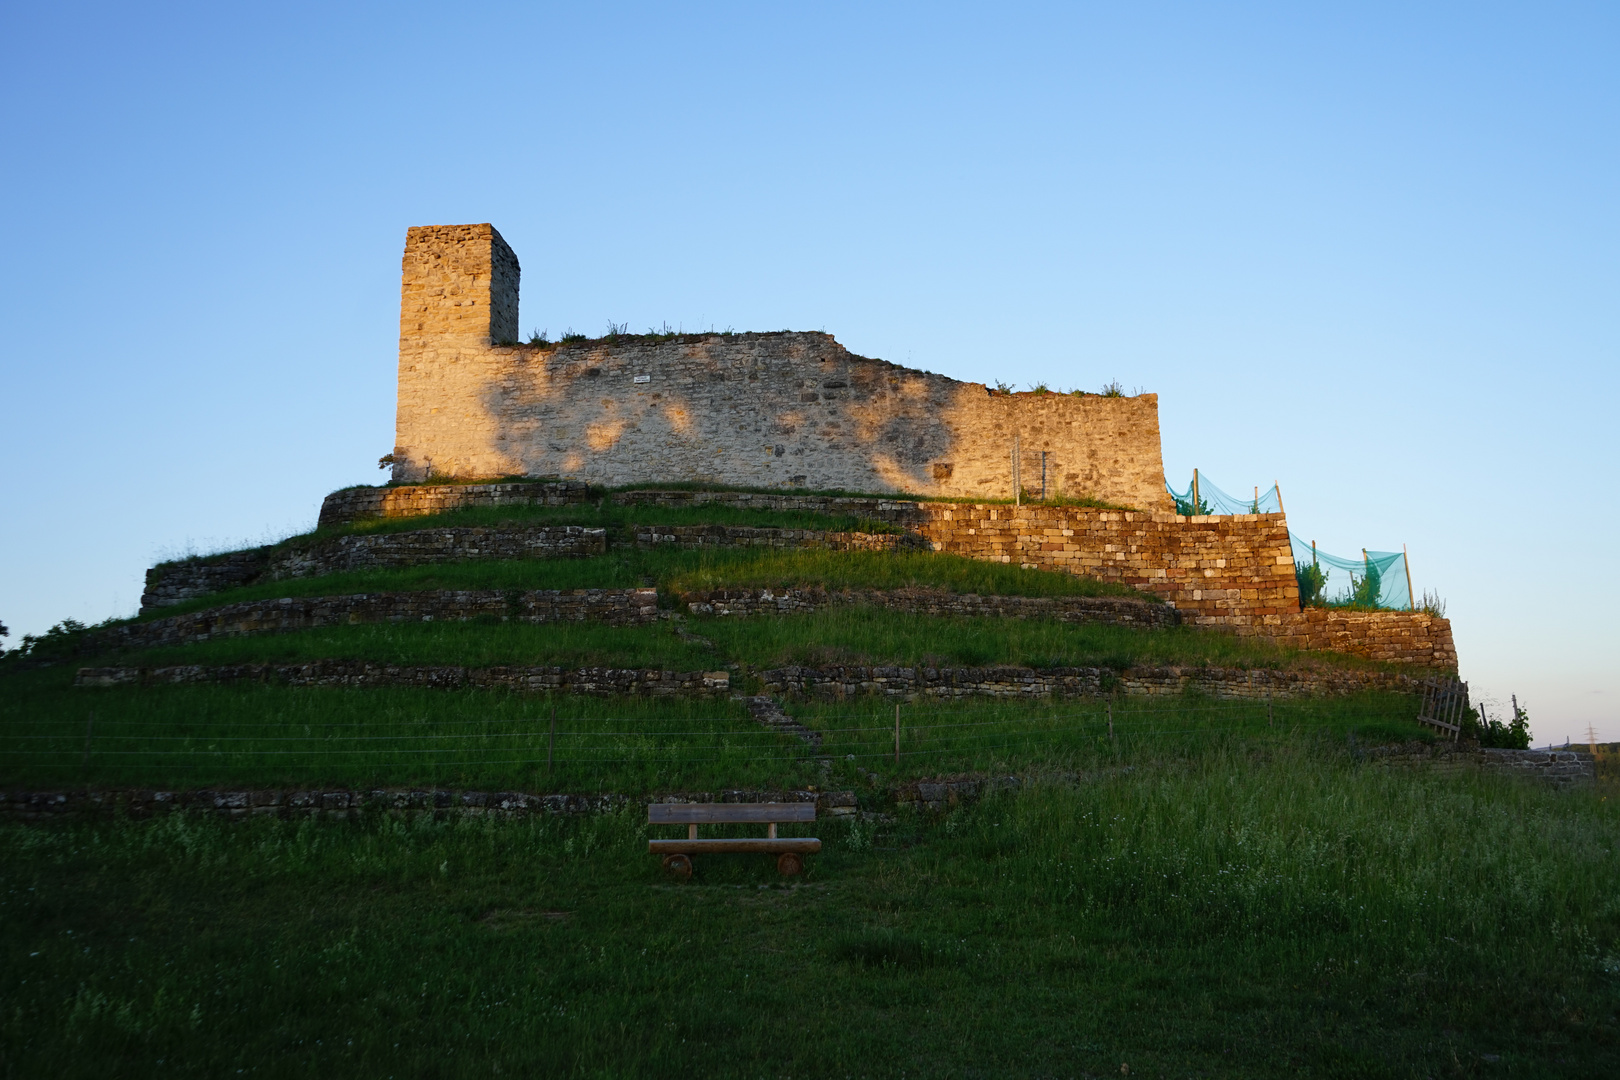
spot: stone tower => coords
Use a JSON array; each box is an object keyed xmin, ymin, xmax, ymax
[{"xmin": 392, "ymin": 224, "xmax": 520, "ymax": 480}]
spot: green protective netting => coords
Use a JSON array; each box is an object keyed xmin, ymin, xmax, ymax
[
  {"xmin": 1166, "ymin": 471, "xmax": 1412, "ymax": 611},
  {"xmin": 1166, "ymin": 474, "xmax": 1282, "ymax": 516},
  {"xmin": 1289, "ymin": 534, "xmax": 1411, "ymax": 611}
]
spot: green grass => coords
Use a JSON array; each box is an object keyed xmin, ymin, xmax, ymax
[
  {"xmin": 4, "ymin": 750, "xmax": 1616, "ymax": 1077},
  {"xmin": 1, "ymin": 666, "xmax": 804, "ymax": 792},
  {"xmin": 2, "ymin": 663, "xmax": 1422, "ymax": 791},
  {"xmin": 94, "ymin": 608, "xmax": 1328, "ymax": 673},
  {"xmin": 136, "ymin": 549, "xmax": 1150, "ymax": 622},
  {"xmin": 160, "ymin": 501, "xmax": 909, "ymax": 566}
]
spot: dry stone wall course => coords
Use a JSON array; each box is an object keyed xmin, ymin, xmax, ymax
[
  {"xmin": 76, "ymin": 662, "xmax": 734, "ymax": 696},
  {"xmin": 75, "ymin": 661, "xmax": 1416, "ymax": 702},
  {"xmin": 142, "ymin": 526, "xmax": 605, "ymax": 612},
  {"xmin": 684, "ymin": 587, "xmax": 1178, "ymax": 629},
  {"xmin": 161, "ymin": 483, "xmax": 1457, "ymax": 666},
  {"xmin": 634, "ymin": 524, "xmax": 929, "ymax": 553},
  {"xmin": 100, "ymin": 589, "xmax": 661, "ymax": 652},
  {"xmin": 1364, "ymin": 741, "xmax": 1595, "ymax": 787},
  {"xmin": 1, "ymin": 786, "xmax": 859, "ymax": 823},
  {"xmin": 760, "ymin": 664, "xmax": 1421, "ymax": 702},
  {"xmin": 317, "ymin": 480, "xmax": 591, "ymax": 528}
]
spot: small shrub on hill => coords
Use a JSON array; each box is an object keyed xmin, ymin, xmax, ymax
[
  {"xmin": 1295, "ymin": 559, "xmax": 1329, "ymax": 607},
  {"xmin": 1460, "ymin": 701, "xmax": 1532, "ymax": 749}
]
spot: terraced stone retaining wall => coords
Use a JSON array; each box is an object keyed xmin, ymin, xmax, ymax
[
  {"xmin": 102, "ymin": 589, "xmax": 661, "ymax": 651},
  {"xmin": 77, "ymin": 662, "xmax": 1415, "ymax": 702},
  {"xmin": 142, "ymin": 526, "xmax": 605, "ymax": 612},
  {"xmin": 1260, "ymin": 607, "xmax": 1457, "ymax": 668},
  {"xmin": 635, "ymin": 525, "xmax": 928, "ymax": 553},
  {"xmin": 1363, "ymin": 741, "xmax": 1594, "ymax": 787},
  {"xmin": 685, "ymin": 587, "xmax": 1178, "ymax": 629},
  {"xmin": 1, "ymin": 787, "xmax": 859, "ymax": 823},
  {"xmin": 317, "ymin": 480, "xmax": 591, "ymax": 528},
  {"xmin": 77, "ymin": 663, "xmax": 734, "ymax": 696},
  {"xmin": 760, "ymin": 664, "xmax": 1420, "ymax": 701},
  {"xmin": 281, "ymin": 484, "xmax": 1457, "ymax": 668}
]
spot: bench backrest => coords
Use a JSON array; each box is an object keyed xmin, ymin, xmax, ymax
[{"xmin": 648, "ymin": 802, "xmax": 816, "ymax": 825}]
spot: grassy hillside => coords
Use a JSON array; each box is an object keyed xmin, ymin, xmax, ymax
[
  {"xmin": 4, "ymin": 752, "xmax": 1617, "ymax": 1077},
  {"xmin": 8, "ymin": 494, "xmax": 1612, "ymax": 1076},
  {"xmin": 3, "ymin": 663, "xmax": 1419, "ymax": 791}
]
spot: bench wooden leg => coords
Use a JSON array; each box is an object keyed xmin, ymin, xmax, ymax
[
  {"xmin": 661, "ymin": 853, "xmax": 693, "ymax": 879},
  {"xmin": 776, "ymin": 851, "xmax": 803, "ymax": 877}
]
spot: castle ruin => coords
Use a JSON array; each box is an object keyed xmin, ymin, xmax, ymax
[{"xmin": 392, "ymin": 224, "xmax": 1173, "ymax": 511}]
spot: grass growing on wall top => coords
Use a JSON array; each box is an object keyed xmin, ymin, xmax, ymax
[
  {"xmin": 157, "ymin": 503, "xmax": 909, "ymax": 566},
  {"xmin": 4, "ymin": 750, "xmax": 1616, "ymax": 1076},
  {"xmin": 136, "ymin": 549, "xmax": 1151, "ymax": 622},
  {"xmin": 95, "ymin": 608, "xmax": 1326, "ymax": 673}
]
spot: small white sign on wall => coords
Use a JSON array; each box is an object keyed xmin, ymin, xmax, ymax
[{"xmin": 633, "ymin": 375, "xmax": 651, "ymax": 383}]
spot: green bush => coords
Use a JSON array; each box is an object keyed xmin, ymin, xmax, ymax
[
  {"xmin": 1460, "ymin": 701, "xmax": 1532, "ymax": 749},
  {"xmin": 1294, "ymin": 559, "xmax": 1328, "ymax": 607}
]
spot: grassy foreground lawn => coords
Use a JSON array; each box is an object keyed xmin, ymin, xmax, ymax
[{"xmin": 4, "ymin": 750, "xmax": 1617, "ymax": 1077}]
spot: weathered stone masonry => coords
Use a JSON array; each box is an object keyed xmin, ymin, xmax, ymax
[
  {"xmin": 1, "ymin": 787, "xmax": 859, "ymax": 824},
  {"xmin": 109, "ymin": 587, "xmax": 1174, "ymax": 653},
  {"xmin": 102, "ymin": 589, "xmax": 661, "ymax": 651},
  {"xmin": 76, "ymin": 661, "xmax": 1419, "ymax": 702},
  {"xmin": 391, "ymin": 224, "xmax": 1173, "ymax": 510},
  {"xmin": 142, "ymin": 526, "xmax": 606, "ymax": 612}
]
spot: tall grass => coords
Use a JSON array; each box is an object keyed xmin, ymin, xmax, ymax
[
  {"xmin": 3, "ymin": 752, "xmax": 1615, "ymax": 1077},
  {"xmin": 4, "ymin": 662, "xmax": 1422, "ymax": 792},
  {"xmin": 139, "ymin": 548, "xmax": 1147, "ymax": 622},
  {"xmin": 0, "ymin": 668, "xmax": 808, "ymax": 791}
]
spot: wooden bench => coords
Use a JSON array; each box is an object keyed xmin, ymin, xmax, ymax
[{"xmin": 648, "ymin": 802, "xmax": 821, "ymax": 878}]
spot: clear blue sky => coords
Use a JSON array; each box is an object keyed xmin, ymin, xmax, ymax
[{"xmin": 3, "ymin": 2, "xmax": 1615, "ymax": 742}]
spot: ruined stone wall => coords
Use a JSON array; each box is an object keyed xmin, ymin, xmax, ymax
[
  {"xmin": 302, "ymin": 483, "xmax": 1457, "ymax": 667},
  {"xmin": 633, "ymin": 525, "xmax": 928, "ymax": 553},
  {"xmin": 911, "ymin": 505, "xmax": 1299, "ymax": 621},
  {"xmin": 1250, "ymin": 608, "xmax": 1457, "ymax": 669},
  {"xmin": 1364, "ymin": 742, "xmax": 1595, "ymax": 788},
  {"xmin": 77, "ymin": 663, "xmax": 735, "ymax": 696},
  {"xmin": 317, "ymin": 480, "xmax": 590, "ymax": 528},
  {"xmin": 105, "ymin": 589, "xmax": 661, "ymax": 651},
  {"xmin": 77, "ymin": 661, "xmax": 1415, "ymax": 702},
  {"xmin": 1, "ymin": 787, "xmax": 858, "ymax": 823},
  {"xmin": 684, "ymin": 587, "xmax": 1179, "ymax": 630},
  {"xmin": 761, "ymin": 663, "xmax": 1421, "ymax": 701},
  {"xmin": 142, "ymin": 526, "xmax": 606, "ymax": 612},
  {"xmin": 391, "ymin": 225, "xmax": 1172, "ymax": 510}
]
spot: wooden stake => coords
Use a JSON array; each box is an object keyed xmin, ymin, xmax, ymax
[
  {"xmin": 82, "ymin": 711, "xmax": 94, "ymax": 771},
  {"xmin": 1192, "ymin": 469, "xmax": 1201, "ymax": 517},
  {"xmin": 548, "ymin": 704, "xmax": 556, "ymax": 775},
  {"xmin": 1274, "ymin": 480, "xmax": 1285, "ymax": 515},
  {"xmin": 1403, "ymin": 544, "xmax": 1416, "ymax": 612},
  {"xmin": 894, "ymin": 703, "xmax": 901, "ymax": 764},
  {"xmin": 1107, "ymin": 700, "xmax": 1114, "ymax": 740},
  {"xmin": 1013, "ymin": 436, "xmax": 1021, "ymax": 506}
]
